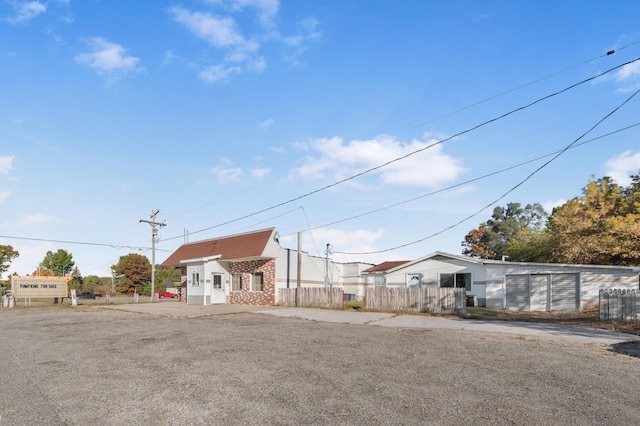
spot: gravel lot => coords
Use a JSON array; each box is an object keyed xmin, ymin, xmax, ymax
[{"xmin": 1, "ymin": 306, "xmax": 639, "ymax": 425}]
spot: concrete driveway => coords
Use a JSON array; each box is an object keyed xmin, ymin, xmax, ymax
[{"xmin": 99, "ymin": 302, "xmax": 639, "ymax": 345}]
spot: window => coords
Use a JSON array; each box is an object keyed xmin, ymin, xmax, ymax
[
  {"xmin": 252, "ymin": 272, "xmax": 264, "ymax": 292},
  {"xmin": 212, "ymin": 274, "xmax": 222, "ymax": 289},
  {"xmin": 440, "ymin": 273, "xmax": 471, "ymax": 291},
  {"xmin": 374, "ymin": 275, "xmax": 386, "ymax": 287},
  {"xmin": 192, "ymin": 272, "xmax": 200, "ymax": 286},
  {"xmin": 232, "ymin": 274, "xmax": 242, "ymax": 292}
]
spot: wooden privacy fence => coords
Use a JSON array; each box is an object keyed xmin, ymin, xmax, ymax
[
  {"xmin": 278, "ymin": 288, "xmax": 344, "ymax": 308},
  {"xmin": 366, "ymin": 287, "xmax": 466, "ymax": 316},
  {"xmin": 599, "ymin": 289, "xmax": 640, "ymax": 321}
]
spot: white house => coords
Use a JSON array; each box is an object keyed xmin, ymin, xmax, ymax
[
  {"xmin": 362, "ymin": 252, "xmax": 640, "ymax": 312},
  {"xmin": 162, "ymin": 228, "xmax": 371, "ymax": 305}
]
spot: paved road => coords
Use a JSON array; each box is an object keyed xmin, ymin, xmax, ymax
[{"xmin": 100, "ymin": 302, "xmax": 639, "ymax": 345}]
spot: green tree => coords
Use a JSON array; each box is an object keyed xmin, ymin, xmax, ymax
[
  {"xmin": 548, "ymin": 176, "xmax": 640, "ymax": 265},
  {"xmin": 504, "ymin": 227, "xmax": 555, "ymax": 262},
  {"xmin": 68, "ymin": 266, "xmax": 83, "ymax": 291},
  {"xmin": 462, "ymin": 202, "xmax": 547, "ymax": 260},
  {"xmin": 0, "ymin": 244, "xmax": 19, "ymax": 278},
  {"xmin": 153, "ymin": 264, "xmax": 182, "ymax": 291},
  {"xmin": 113, "ymin": 253, "xmax": 151, "ymax": 294},
  {"xmin": 41, "ymin": 249, "xmax": 75, "ymax": 276}
]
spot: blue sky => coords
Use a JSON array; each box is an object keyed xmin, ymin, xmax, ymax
[{"xmin": 2, "ymin": 0, "xmax": 640, "ymax": 278}]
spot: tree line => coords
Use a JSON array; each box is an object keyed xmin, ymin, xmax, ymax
[
  {"xmin": 0, "ymin": 248, "xmax": 180, "ymax": 295},
  {"xmin": 462, "ymin": 172, "xmax": 640, "ymax": 265}
]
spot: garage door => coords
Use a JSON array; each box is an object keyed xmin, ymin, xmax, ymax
[
  {"xmin": 551, "ymin": 273, "xmax": 579, "ymax": 312},
  {"xmin": 505, "ymin": 275, "xmax": 529, "ymax": 311}
]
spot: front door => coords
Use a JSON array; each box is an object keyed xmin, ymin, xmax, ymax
[{"xmin": 210, "ymin": 274, "xmax": 226, "ymax": 304}]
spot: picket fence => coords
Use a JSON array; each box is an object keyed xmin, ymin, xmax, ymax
[
  {"xmin": 278, "ymin": 288, "xmax": 344, "ymax": 308},
  {"xmin": 366, "ymin": 287, "xmax": 466, "ymax": 316},
  {"xmin": 599, "ymin": 289, "xmax": 640, "ymax": 321}
]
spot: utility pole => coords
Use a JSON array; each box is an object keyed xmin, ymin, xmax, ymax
[
  {"xmin": 140, "ymin": 210, "xmax": 166, "ymax": 301},
  {"xmin": 324, "ymin": 243, "xmax": 332, "ymax": 288},
  {"xmin": 296, "ymin": 232, "xmax": 301, "ymax": 307}
]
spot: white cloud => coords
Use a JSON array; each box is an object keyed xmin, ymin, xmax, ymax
[
  {"xmin": 170, "ymin": 6, "xmax": 268, "ymax": 82},
  {"xmin": 5, "ymin": 1, "xmax": 46, "ymax": 25},
  {"xmin": 0, "ymin": 191, "xmax": 10, "ymax": 202},
  {"xmin": 198, "ymin": 64, "xmax": 240, "ymax": 83},
  {"xmin": 251, "ymin": 168, "xmax": 270, "ymax": 177},
  {"xmin": 291, "ymin": 135, "xmax": 466, "ymax": 187},
  {"xmin": 0, "ymin": 155, "xmax": 14, "ymax": 174},
  {"xmin": 541, "ymin": 199, "xmax": 566, "ymax": 215},
  {"xmin": 604, "ymin": 150, "xmax": 640, "ymax": 186},
  {"xmin": 169, "ymin": 7, "xmax": 245, "ymax": 47},
  {"xmin": 14, "ymin": 213, "xmax": 56, "ymax": 227},
  {"xmin": 210, "ymin": 166, "xmax": 242, "ymax": 183},
  {"xmin": 615, "ymin": 60, "xmax": 640, "ymax": 82},
  {"xmin": 288, "ymin": 227, "xmax": 397, "ymax": 265},
  {"xmin": 75, "ymin": 37, "xmax": 143, "ymax": 79},
  {"xmin": 259, "ymin": 118, "xmax": 275, "ymax": 129}
]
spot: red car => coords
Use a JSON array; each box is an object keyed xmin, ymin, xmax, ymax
[{"xmin": 158, "ymin": 291, "xmax": 178, "ymax": 299}]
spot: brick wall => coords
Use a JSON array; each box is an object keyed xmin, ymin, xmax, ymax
[{"xmin": 228, "ymin": 259, "xmax": 275, "ymax": 306}]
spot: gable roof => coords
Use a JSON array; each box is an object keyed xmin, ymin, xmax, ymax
[
  {"xmin": 380, "ymin": 252, "xmax": 482, "ymax": 274},
  {"xmin": 162, "ymin": 228, "xmax": 276, "ymax": 267},
  {"xmin": 362, "ymin": 260, "xmax": 411, "ymax": 273},
  {"xmin": 376, "ymin": 251, "xmax": 640, "ymax": 274}
]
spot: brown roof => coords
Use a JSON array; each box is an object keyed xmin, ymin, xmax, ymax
[
  {"xmin": 362, "ymin": 260, "xmax": 411, "ymax": 273},
  {"xmin": 162, "ymin": 228, "xmax": 275, "ymax": 267}
]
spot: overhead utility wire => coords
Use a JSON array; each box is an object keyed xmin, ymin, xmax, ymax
[
  {"xmin": 162, "ymin": 56, "xmax": 640, "ymax": 243},
  {"xmin": 3, "ymin": 113, "xmax": 632, "ymax": 255},
  {"xmin": 0, "ymin": 234, "xmax": 171, "ymax": 252},
  {"xmin": 284, "ymin": 122, "xmax": 640, "ymax": 234},
  {"xmin": 335, "ymin": 87, "xmax": 640, "ymax": 255},
  {"xmin": 394, "ymin": 42, "xmax": 638, "ymax": 135},
  {"xmin": 166, "ymin": 46, "xmax": 636, "ymax": 225}
]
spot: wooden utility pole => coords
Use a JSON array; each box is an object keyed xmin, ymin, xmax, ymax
[
  {"xmin": 296, "ymin": 232, "xmax": 301, "ymax": 307},
  {"xmin": 140, "ymin": 210, "xmax": 166, "ymax": 301}
]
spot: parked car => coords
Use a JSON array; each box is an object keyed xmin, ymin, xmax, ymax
[
  {"xmin": 76, "ymin": 292, "xmax": 101, "ymax": 299},
  {"xmin": 158, "ymin": 291, "xmax": 178, "ymax": 299}
]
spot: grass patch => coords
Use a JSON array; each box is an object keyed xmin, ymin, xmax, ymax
[{"xmin": 344, "ymin": 301, "xmax": 365, "ymax": 311}]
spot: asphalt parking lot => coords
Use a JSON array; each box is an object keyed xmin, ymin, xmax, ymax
[
  {"xmin": 101, "ymin": 302, "xmax": 639, "ymax": 345},
  {"xmin": 1, "ymin": 303, "xmax": 639, "ymax": 425}
]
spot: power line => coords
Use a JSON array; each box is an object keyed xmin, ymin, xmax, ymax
[
  {"xmin": 162, "ymin": 56, "xmax": 640, "ymax": 243},
  {"xmin": 335, "ymin": 87, "xmax": 640, "ymax": 255},
  {"xmin": 0, "ymin": 234, "xmax": 172, "ymax": 252},
  {"xmin": 283, "ymin": 122, "xmax": 640, "ymax": 234},
  {"xmin": 162, "ymin": 45, "xmax": 637, "ymax": 225},
  {"xmin": 393, "ymin": 42, "xmax": 638, "ymax": 135}
]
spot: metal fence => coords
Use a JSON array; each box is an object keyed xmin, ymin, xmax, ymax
[
  {"xmin": 278, "ymin": 287, "xmax": 344, "ymax": 308},
  {"xmin": 599, "ymin": 289, "xmax": 640, "ymax": 321},
  {"xmin": 366, "ymin": 287, "xmax": 466, "ymax": 316}
]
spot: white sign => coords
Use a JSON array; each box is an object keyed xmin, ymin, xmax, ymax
[{"xmin": 11, "ymin": 276, "xmax": 69, "ymax": 298}]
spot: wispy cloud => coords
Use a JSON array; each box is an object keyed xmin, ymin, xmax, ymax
[
  {"xmin": 169, "ymin": 1, "xmax": 319, "ymax": 82},
  {"xmin": 0, "ymin": 155, "xmax": 14, "ymax": 174},
  {"xmin": 258, "ymin": 118, "xmax": 275, "ymax": 129},
  {"xmin": 210, "ymin": 166, "xmax": 242, "ymax": 183},
  {"xmin": 14, "ymin": 212, "xmax": 56, "ymax": 227},
  {"xmin": 75, "ymin": 37, "xmax": 144, "ymax": 82},
  {"xmin": 0, "ymin": 191, "xmax": 10, "ymax": 202},
  {"xmin": 251, "ymin": 168, "xmax": 270, "ymax": 177},
  {"xmin": 169, "ymin": 7, "xmax": 246, "ymax": 48},
  {"xmin": 4, "ymin": 1, "xmax": 46, "ymax": 25}
]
